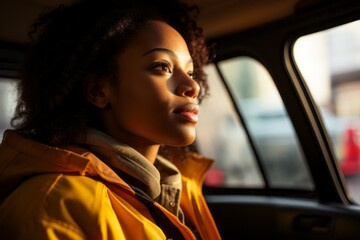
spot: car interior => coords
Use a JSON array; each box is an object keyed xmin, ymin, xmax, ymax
[{"xmin": 1, "ymin": 0, "xmax": 360, "ymax": 239}]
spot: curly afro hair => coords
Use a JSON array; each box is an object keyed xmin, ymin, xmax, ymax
[{"xmin": 11, "ymin": 0, "xmax": 210, "ymax": 146}]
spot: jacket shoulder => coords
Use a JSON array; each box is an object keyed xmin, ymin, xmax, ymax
[{"xmin": 0, "ymin": 174, "xmax": 114, "ymax": 239}]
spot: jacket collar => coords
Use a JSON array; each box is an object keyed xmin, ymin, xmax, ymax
[
  {"xmin": 0, "ymin": 130, "xmax": 214, "ymax": 200},
  {"xmin": 0, "ymin": 130, "xmax": 133, "ymax": 199}
]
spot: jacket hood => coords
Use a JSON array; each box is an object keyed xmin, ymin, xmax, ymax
[{"xmin": 0, "ymin": 130, "xmax": 132, "ymax": 201}]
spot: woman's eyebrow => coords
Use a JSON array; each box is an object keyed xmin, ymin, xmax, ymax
[
  {"xmin": 142, "ymin": 47, "xmax": 193, "ymax": 64},
  {"xmin": 142, "ymin": 47, "xmax": 175, "ymax": 57}
]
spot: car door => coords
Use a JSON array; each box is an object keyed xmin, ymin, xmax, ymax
[{"xmin": 195, "ymin": 1, "xmax": 360, "ymax": 239}]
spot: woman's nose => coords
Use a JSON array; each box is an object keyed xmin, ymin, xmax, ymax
[{"xmin": 175, "ymin": 75, "xmax": 200, "ymax": 99}]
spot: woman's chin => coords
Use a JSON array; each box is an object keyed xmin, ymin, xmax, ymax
[{"xmin": 166, "ymin": 134, "xmax": 196, "ymax": 147}]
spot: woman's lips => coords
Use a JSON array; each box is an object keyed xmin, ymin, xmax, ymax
[{"xmin": 173, "ymin": 104, "xmax": 199, "ymax": 123}]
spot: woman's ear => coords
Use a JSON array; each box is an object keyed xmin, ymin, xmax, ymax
[{"xmin": 84, "ymin": 76, "xmax": 110, "ymax": 108}]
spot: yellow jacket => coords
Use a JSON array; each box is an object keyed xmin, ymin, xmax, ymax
[{"xmin": 0, "ymin": 131, "xmax": 221, "ymax": 240}]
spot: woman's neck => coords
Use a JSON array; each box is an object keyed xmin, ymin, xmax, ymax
[{"xmin": 130, "ymin": 144, "xmax": 160, "ymax": 164}]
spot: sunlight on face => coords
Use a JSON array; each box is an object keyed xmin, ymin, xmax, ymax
[{"xmin": 99, "ymin": 21, "xmax": 200, "ymax": 155}]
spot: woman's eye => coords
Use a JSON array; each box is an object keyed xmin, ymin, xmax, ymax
[
  {"xmin": 153, "ymin": 62, "xmax": 172, "ymax": 73},
  {"xmin": 188, "ymin": 72, "xmax": 195, "ymax": 79}
]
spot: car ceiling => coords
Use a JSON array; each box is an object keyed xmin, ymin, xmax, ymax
[{"xmin": 0, "ymin": 0, "xmax": 322, "ymax": 45}]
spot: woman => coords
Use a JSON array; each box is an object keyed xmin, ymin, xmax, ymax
[{"xmin": 0, "ymin": 0, "xmax": 220, "ymax": 239}]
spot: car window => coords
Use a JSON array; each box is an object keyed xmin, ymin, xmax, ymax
[
  {"xmin": 0, "ymin": 78, "xmax": 17, "ymax": 140},
  {"xmin": 293, "ymin": 20, "xmax": 360, "ymax": 204},
  {"xmin": 196, "ymin": 64, "xmax": 264, "ymax": 187},
  {"xmin": 196, "ymin": 57, "xmax": 314, "ymax": 190}
]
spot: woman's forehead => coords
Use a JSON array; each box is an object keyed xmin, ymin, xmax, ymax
[{"xmin": 124, "ymin": 20, "xmax": 192, "ymax": 60}]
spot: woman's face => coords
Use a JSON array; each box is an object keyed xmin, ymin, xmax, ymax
[{"xmin": 100, "ymin": 20, "xmax": 200, "ymax": 149}]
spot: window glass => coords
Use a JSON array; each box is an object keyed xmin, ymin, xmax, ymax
[
  {"xmin": 0, "ymin": 78, "xmax": 17, "ymax": 140},
  {"xmin": 197, "ymin": 59, "xmax": 314, "ymax": 190},
  {"xmin": 196, "ymin": 65, "xmax": 264, "ymax": 187},
  {"xmin": 294, "ymin": 20, "xmax": 360, "ymax": 203}
]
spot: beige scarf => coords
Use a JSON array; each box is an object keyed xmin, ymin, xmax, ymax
[{"xmin": 79, "ymin": 128, "xmax": 184, "ymax": 222}]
